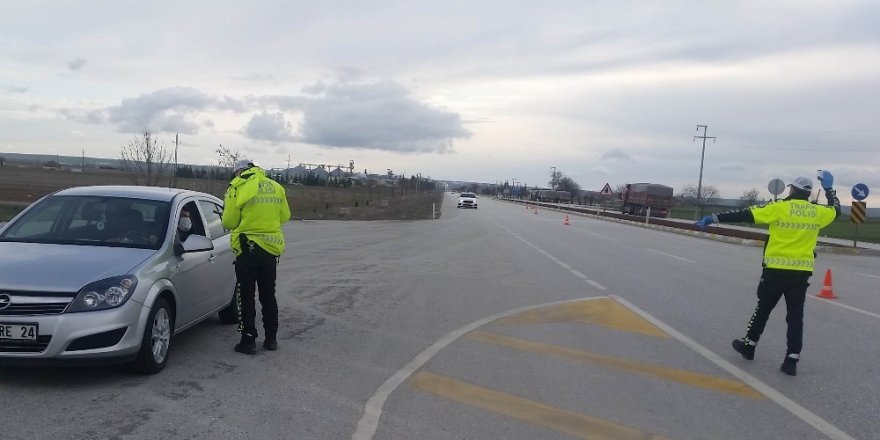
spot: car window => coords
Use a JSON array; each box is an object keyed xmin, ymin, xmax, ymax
[
  {"xmin": 199, "ymin": 200, "xmax": 227, "ymax": 239},
  {"xmin": 178, "ymin": 201, "xmax": 207, "ymax": 240},
  {"xmin": 6, "ymin": 198, "xmax": 64, "ymax": 236},
  {"xmin": 0, "ymin": 195, "xmax": 170, "ymax": 249}
]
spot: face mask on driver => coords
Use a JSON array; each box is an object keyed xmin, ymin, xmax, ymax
[{"xmin": 179, "ymin": 216, "xmax": 192, "ymax": 232}]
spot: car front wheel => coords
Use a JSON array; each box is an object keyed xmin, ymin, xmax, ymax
[
  {"xmin": 129, "ymin": 297, "xmax": 173, "ymax": 374},
  {"xmin": 218, "ymin": 288, "xmax": 240, "ymax": 324}
]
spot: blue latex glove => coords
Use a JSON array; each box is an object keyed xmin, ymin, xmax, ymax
[
  {"xmin": 818, "ymin": 170, "xmax": 834, "ymax": 190},
  {"xmin": 696, "ymin": 215, "xmax": 715, "ymax": 230}
]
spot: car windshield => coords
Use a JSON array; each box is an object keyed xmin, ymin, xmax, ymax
[
  {"xmin": 461, "ymin": 193, "xmax": 476, "ymax": 198},
  {"xmin": 0, "ymin": 195, "xmax": 170, "ymax": 249}
]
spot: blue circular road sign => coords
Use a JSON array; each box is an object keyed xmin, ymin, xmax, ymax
[{"xmin": 852, "ymin": 183, "xmax": 869, "ymax": 201}]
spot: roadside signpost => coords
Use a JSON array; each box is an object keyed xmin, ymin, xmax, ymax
[
  {"xmin": 768, "ymin": 178, "xmax": 785, "ymax": 202},
  {"xmin": 851, "ymin": 183, "xmax": 869, "ymax": 201},
  {"xmin": 850, "ymin": 183, "xmax": 869, "ymax": 248},
  {"xmin": 599, "ymin": 183, "xmax": 612, "ymax": 212}
]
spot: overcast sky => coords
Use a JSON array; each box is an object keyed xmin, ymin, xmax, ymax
[{"xmin": 2, "ymin": 1, "xmax": 879, "ymax": 202}]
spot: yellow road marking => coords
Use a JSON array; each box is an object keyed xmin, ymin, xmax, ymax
[
  {"xmin": 409, "ymin": 371, "xmax": 672, "ymax": 440},
  {"xmin": 495, "ymin": 298, "xmax": 669, "ymax": 338},
  {"xmin": 467, "ymin": 331, "xmax": 764, "ymax": 399}
]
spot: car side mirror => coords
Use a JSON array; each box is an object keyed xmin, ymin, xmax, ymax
[{"xmin": 176, "ymin": 235, "xmax": 213, "ymax": 255}]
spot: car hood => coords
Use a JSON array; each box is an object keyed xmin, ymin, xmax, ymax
[{"xmin": 0, "ymin": 242, "xmax": 154, "ymax": 292}]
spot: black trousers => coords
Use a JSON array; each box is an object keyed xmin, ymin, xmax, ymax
[
  {"xmin": 744, "ymin": 269, "xmax": 811, "ymax": 355},
  {"xmin": 235, "ymin": 239, "xmax": 279, "ymax": 340}
]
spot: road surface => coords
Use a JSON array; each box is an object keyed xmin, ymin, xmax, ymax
[{"xmin": 1, "ymin": 194, "xmax": 878, "ymax": 439}]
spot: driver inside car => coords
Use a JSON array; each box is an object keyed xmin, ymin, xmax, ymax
[{"xmin": 178, "ymin": 208, "xmax": 193, "ymax": 242}]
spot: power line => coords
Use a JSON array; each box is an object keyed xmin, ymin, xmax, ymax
[
  {"xmin": 725, "ymin": 145, "xmax": 877, "ymax": 152},
  {"xmin": 718, "ymin": 128, "xmax": 880, "ymax": 135}
]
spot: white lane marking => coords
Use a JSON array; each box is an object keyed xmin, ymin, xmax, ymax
[
  {"xmin": 646, "ymin": 248, "xmax": 696, "ymax": 263},
  {"xmin": 807, "ymin": 295, "xmax": 880, "ymax": 320},
  {"xmin": 852, "ymin": 271, "xmax": 880, "ymax": 280},
  {"xmin": 570, "ymin": 270, "xmax": 588, "ymax": 279},
  {"xmin": 576, "ymin": 228, "xmax": 616, "ymax": 241},
  {"xmin": 585, "ymin": 279, "xmax": 606, "ymax": 290},
  {"xmin": 611, "ymin": 295, "xmax": 856, "ymax": 440},
  {"xmin": 351, "ymin": 296, "xmax": 606, "ymax": 440},
  {"xmin": 492, "ymin": 222, "xmax": 607, "ymax": 291}
]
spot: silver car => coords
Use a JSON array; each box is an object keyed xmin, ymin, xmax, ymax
[{"xmin": 0, "ymin": 186, "xmax": 239, "ymax": 373}]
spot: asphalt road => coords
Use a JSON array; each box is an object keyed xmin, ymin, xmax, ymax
[{"xmin": 1, "ymin": 194, "xmax": 878, "ymax": 440}]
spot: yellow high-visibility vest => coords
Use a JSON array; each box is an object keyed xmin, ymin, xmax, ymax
[
  {"xmin": 750, "ymin": 200, "xmax": 837, "ymax": 271},
  {"xmin": 222, "ymin": 167, "xmax": 291, "ymax": 256}
]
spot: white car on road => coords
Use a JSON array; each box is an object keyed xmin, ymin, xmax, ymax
[{"xmin": 457, "ymin": 192, "xmax": 478, "ymax": 209}]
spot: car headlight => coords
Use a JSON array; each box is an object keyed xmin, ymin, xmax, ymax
[{"xmin": 67, "ymin": 275, "xmax": 138, "ymax": 313}]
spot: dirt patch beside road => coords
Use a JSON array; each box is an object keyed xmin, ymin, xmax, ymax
[{"xmin": 0, "ymin": 166, "xmax": 443, "ymax": 221}]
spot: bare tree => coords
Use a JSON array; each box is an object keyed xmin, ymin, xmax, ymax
[
  {"xmin": 680, "ymin": 183, "xmax": 719, "ymax": 206},
  {"xmin": 548, "ymin": 170, "xmax": 563, "ymax": 189},
  {"xmin": 741, "ymin": 188, "xmax": 760, "ymax": 207},
  {"xmin": 701, "ymin": 185, "xmax": 720, "ymax": 204},
  {"xmin": 614, "ymin": 184, "xmax": 627, "ymax": 200},
  {"xmin": 557, "ymin": 176, "xmax": 581, "ymax": 194},
  {"xmin": 216, "ymin": 145, "xmax": 243, "ymax": 169},
  {"xmin": 119, "ymin": 131, "xmax": 171, "ymax": 186}
]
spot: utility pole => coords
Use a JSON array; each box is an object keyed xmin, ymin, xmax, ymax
[
  {"xmin": 693, "ymin": 125, "xmax": 716, "ymax": 219},
  {"xmin": 170, "ymin": 133, "xmax": 179, "ymax": 188},
  {"xmin": 286, "ymin": 154, "xmax": 291, "ymax": 184},
  {"xmin": 551, "ymin": 166, "xmax": 556, "ymax": 190}
]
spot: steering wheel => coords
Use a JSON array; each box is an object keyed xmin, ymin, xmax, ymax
[{"xmin": 118, "ymin": 230, "xmax": 152, "ymax": 245}]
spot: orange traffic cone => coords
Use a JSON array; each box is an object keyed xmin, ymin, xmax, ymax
[
  {"xmin": 816, "ymin": 269, "xmax": 838, "ymax": 299},
  {"xmin": 564, "ymin": 214, "xmax": 570, "ymax": 225}
]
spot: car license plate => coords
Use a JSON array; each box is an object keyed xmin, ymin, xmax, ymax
[{"xmin": 0, "ymin": 323, "xmax": 38, "ymax": 341}]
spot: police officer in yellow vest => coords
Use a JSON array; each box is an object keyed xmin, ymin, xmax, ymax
[
  {"xmin": 222, "ymin": 159, "xmax": 291, "ymax": 355},
  {"xmin": 697, "ymin": 171, "xmax": 840, "ymax": 376}
]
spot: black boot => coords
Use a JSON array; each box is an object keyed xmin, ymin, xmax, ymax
[
  {"xmin": 732, "ymin": 338, "xmax": 756, "ymax": 360},
  {"xmin": 235, "ymin": 333, "xmax": 257, "ymax": 355},
  {"xmin": 263, "ymin": 337, "xmax": 278, "ymax": 351},
  {"xmin": 780, "ymin": 355, "xmax": 799, "ymax": 376}
]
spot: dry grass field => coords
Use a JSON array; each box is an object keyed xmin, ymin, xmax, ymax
[{"xmin": 0, "ymin": 166, "xmax": 443, "ymax": 221}]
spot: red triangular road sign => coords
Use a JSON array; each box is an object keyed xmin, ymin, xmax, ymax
[{"xmin": 600, "ymin": 183, "xmax": 613, "ymax": 195}]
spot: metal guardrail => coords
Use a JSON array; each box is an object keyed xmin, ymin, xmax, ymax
[
  {"xmin": 510, "ymin": 198, "xmax": 878, "ymax": 254},
  {"xmin": 510, "ymin": 199, "xmax": 795, "ymax": 243}
]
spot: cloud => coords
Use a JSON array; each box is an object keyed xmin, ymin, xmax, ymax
[
  {"xmin": 600, "ymin": 149, "xmax": 634, "ymax": 161},
  {"xmin": 251, "ymin": 94, "xmax": 308, "ymax": 111},
  {"xmin": 720, "ymin": 163, "xmax": 746, "ymax": 172},
  {"xmin": 61, "ymin": 87, "xmax": 245, "ymax": 134},
  {"xmin": 102, "ymin": 87, "xmax": 215, "ymax": 134},
  {"xmin": 68, "ymin": 57, "xmax": 87, "ymax": 71},
  {"xmin": 591, "ymin": 166, "xmax": 611, "ymax": 176},
  {"xmin": 293, "ymin": 79, "xmax": 471, "ymax": 153},
  {"xmin": 230, "ymin": 73, "xmax": 276, "ymax": 82},
  {"xmin": 58, "ymin": 108, "xmax": 106, "ymax": 124},
  {"xmin": 216, "ymin": 96, "xmax": 246, "ymax": 112},
  {"xmin": 2, "ymin": 85, "xmax": 28, "ymax": 94},
  {"xmin": 244, "ymin": 111, "xmax": 294, "ymax": 142}
]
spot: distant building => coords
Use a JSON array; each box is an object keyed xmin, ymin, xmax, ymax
[{"xmin": 287, "ymin": 165, "xmax": 309, "ymax": 179}]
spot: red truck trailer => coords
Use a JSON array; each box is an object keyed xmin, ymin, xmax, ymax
[{"xmin": 621, "ymin": 183, "xmax": 674, "ymax": 217}]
